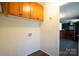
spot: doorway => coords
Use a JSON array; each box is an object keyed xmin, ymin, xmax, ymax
[{"xmin": 60, "ymin": 2, "xmax": 78, "ymax": 56}]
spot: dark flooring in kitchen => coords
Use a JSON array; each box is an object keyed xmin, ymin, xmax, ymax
[
  {"xmin": 60, "ymin": 38, "xmax": 78, "ymax": 56},
  {"xmin": 28, "ymin": 50, "xmax": 49, "ymax": 56}
]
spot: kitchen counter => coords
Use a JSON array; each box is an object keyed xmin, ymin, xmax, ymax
[{"xmin": 60, "ymin": 30, "xmax": 74, "ymax": 39}]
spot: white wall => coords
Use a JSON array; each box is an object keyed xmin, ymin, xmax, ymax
[
  {"xmin": 0, "ymin": 3, "xmax": 59, "ymax": 56},
  {"xmin": 40, "ymin": 3, "xmax": 59, "ymax": 56},
  {"xmin": 0, "ymin": 14, "xmax": 40, "ymax": 56}
]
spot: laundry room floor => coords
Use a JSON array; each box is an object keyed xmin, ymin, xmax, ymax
[{"xmin": 28, "ymin": 50, "xmax": 49, "ymax": 56}]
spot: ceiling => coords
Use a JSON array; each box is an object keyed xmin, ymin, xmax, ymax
[{"xmin": 60, "ymin": 2, "xmax": 79, "ymax": 23}]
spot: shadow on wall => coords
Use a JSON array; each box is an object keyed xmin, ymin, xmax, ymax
[{"xmin": 0, "ymin": 14, "xmax": 42, "ymax": 27}]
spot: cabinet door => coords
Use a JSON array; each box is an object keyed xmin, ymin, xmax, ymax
[
  {"xmin": 19, "ymin": 2, "xmax": 23, "ymax": 16},
  {"xmin": 30, "ymin": 3, "xmax": 44, "ymax": 21},
  {"xmin": 22, "ymin": 2, "xmax": 31, "ymax": 19},
  {"xmin": 8, "ymin": 2, "xmax": 20, "ymax": 16},
  {"xmin": 37, "ymin": 5, "xmax": 44, "ymax": 21},
  {"xmin": 30, "ymin": 2, "xmax": 37, "ymax": 20},
  {"xmin": 0, "ymin": 2, "xmax": 8, "ymax": 14}
]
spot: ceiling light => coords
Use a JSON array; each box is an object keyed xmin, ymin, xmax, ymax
[{"xmin": 60, "ymin": 14, "xmax": 65, "ymax": 18}]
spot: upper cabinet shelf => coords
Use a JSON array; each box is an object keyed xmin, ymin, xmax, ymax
[{"xmin": 0, "ymin": 2, "xmax": 44, "ymax": 22}]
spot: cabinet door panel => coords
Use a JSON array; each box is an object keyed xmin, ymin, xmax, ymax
[
  {"xmin": 37, "ymin": 5, "xmax": 44, "ymax": 21},
  {"xmin": 0, "ymin": 2, "xmax": 8, "ymax": 14},
  {"xmin": 8, "ymin": 2, "xmax": 20, "ymax": 16},
  {"xmin": 22, "ymin": 2, "xmax": 31, "ymax": 18},
  {"xmin": 30, "ymin": 3, "xmax": 37, "ymax": 19}
]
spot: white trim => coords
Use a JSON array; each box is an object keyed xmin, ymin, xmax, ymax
[{"xmin": 40, "ymin": 49, "xmax": 53, "ymax": 56}]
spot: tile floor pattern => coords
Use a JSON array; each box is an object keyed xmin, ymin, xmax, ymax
[{"xmin": 28, "ymin": 50, "xmax": 49, "ymax": 56}]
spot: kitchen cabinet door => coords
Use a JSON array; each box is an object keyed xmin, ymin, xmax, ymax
[
  {"xmin": 30, "ymin": 3, "xmax": 37, "ymax": 20},
  {"xmin": 0, "ymin": 2, "xmax": 8, "ymax": 14},
  {"xmin": 8, "ymin": 2, "xmax": 20, "ymax": 16},
  {"xmin": 31, "ymin": 3, "xmax": 44, "ymax": 21},
  {"xmin": 37, "ymin": 5, "xmax": 44, "ymax": 21},
  {"xmin": 22, "ymin": 2, "xmax": 31, "ymax": 19}
]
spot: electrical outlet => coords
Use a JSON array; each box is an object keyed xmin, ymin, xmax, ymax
[
  {"xmin": 49, "ymin": 17, "xmax": 52, "ymax": 20},
  {"xmin": 28, "ymin": 33, "xmax": 32, "ymax": 37}
]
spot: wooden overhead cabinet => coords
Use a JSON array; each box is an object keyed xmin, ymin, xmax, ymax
[{"xmin": 0, "ymin": 2, "xmax": 44, "ymax": 21}]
